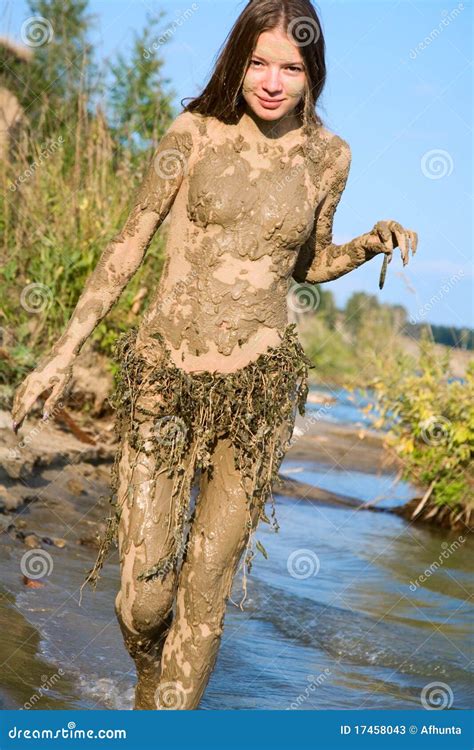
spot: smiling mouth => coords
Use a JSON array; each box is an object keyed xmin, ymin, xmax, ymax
[{"xmin": 257, "ymin": 95, "xmax": 285, "ymax": 104}]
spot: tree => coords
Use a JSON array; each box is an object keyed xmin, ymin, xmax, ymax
[
  {"xmin": 21, "ymin": 0, "xmax": 99, "ymax": 137},
  {"xmin": 108, "ymin": 11, "xmax": 175, "ymax": 153},
  {"xmin": 344, "ymin": 292, "xmax": 380, "ymax": 336}
]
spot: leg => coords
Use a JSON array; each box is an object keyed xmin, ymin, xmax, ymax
[
  {"xmin": 155, "ymin": 427, "xmax": 288, "ymax": 710},
  {"xmin": 114, "ymin": 417, "xmax": 196, "ymax": 710},
  {"xmin": 153, "ymin": 386, "xmax": 300, "ymax": 710}
]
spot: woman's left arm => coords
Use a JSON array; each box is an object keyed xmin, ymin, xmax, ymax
[{"xmin": 292, "ymin": 136, "xmax": 418, "ymax": 284}]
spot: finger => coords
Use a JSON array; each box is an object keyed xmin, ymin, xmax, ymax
[
  {"xmin": 12, "ymin": 380, "xmax": 50, "ymax": 427},
  {"xmin": 375, "ymin": 224, "xmax": 392, "ymax": 252},
  {"xmin": 43, "ymin": 385, "xmax": 66, "ymax": 416},
  {"xmin": 387, "ymin": 222, "xmax": 407, "ymax": 264},
  {"xmin": 12, "ymin": 416, "xmax": 24, "ymax": 435},
  {"xmin": 408, "ymin": 229, "xmax": 418, "ymax": 255},
  {"xmin": 375, "ymin": 221, "xmax": 391, "ymax": 240},
  {"xmin": 366, "ymin": 234, "xmax": 387, "ymax": 254},
  {"xmin": 11, "ymin": 390, "xmax": 32, "ymax": 429},
  {"xmin": 43, "ymin": 392, "xmax": 59, "ymax": 416},
  {"xmin": 394, "ymin": 230, "xmax": 409, "ymax": 265}
]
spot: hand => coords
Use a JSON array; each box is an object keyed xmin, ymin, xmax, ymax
[
  {"xmin": 367, "ymin": 219, "xmax": 418, "ymax": 266},
  {"xmin": 366, "ymin": 220, "xmax": 418, "ymax": 290},
  {"xmin": 11, "ymin": 351, "xmax": 75, "ymax": 434}
]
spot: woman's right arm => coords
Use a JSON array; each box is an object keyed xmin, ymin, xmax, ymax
[{"xmin": 12, "ymin": 113, "xmax": 195, "ymax": 430}]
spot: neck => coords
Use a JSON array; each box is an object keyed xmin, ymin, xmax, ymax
[{"xmin": 240, "ymin": 105, "xmax": 302, "ymax": 140}]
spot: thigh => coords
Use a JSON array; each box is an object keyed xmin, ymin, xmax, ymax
[
  {"xmin": 117, "ymin": 431, "xmax": 179, "ymax": 606},
  {"xmin": 116, "ymin": 387, "xmax": 196, "ymax": 628}
]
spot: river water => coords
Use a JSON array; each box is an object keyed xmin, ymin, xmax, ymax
[{"xmin": 0, "ymin": 386, "xmax": 472, "ymax": 710}]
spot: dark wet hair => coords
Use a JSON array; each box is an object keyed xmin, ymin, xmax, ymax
[{"xmin": 181, "ymin": 0, "xmax": 326, "ymax": 129}]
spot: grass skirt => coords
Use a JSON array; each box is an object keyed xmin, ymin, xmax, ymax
[{"xmin": 80, "ymin": 324, "xmax": 313, "ymax": 594}]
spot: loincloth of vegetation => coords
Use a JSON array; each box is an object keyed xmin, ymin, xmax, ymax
[{"xmin": 80, "ymin": 323, "xmax": 314, "ymax": 601}]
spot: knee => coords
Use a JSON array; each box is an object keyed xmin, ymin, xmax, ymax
[{"xmin": 115, "ymin": 579, "xmax": 175, "ymax": 637}]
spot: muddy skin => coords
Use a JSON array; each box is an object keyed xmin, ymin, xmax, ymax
[
  {"xmin": 109, "ymin": 358, "xmax": 303, "ymax": 711},
  {"xmin": 12, "ymin": 110, "xmax": 388, "ymax": 412},
  {"xmin": 84, "ymin": 324, "xmax": 309, "ymax": 710},
  {"xmin": 35, "ymin": 108, "xmax": 392, "ymax": 710}
]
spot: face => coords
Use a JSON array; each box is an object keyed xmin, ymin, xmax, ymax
[{"xmin": 241, "ymin": 26, "xmax": 307, "ymax": 122}]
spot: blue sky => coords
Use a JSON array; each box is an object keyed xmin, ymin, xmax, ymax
[{"xmin": 3, "ymin": 0, "xmax": 472, "ymax": 328}]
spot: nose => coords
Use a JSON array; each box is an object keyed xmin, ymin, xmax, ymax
[{"xmin": 262, "ymin": 66, "xmax": 283, "ymax": 94}]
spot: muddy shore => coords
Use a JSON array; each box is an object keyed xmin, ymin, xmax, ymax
[
  {"xmin": 0, "ymin": 403, "xmax": 467, "ymax": 710},
  {"xmin": 0, "ymin": 403, "xmax": 410, "ymax": 570}
]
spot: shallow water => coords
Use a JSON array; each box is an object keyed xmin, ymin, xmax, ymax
[
  {"xmin": 1, "ymin": 458, "xmax": 472, "ymax": 711},
  {"xmin": 1, "ymin": 388, "xmax": 472, "ymax": 710},
  {"xmin": 281, "ymin": 461, "xmax": 414, "ymax": 509},
  {"xmin": 305, "ymin": 385, "xmax": 375, "ymax": 428}
]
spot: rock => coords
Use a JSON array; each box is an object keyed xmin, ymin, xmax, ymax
[
  {"xmin": 66, "ymin": 478, "xmax": 86, "ymax": 496},
  {"xmin": 22, "ymin": 575, "xmax": 45, "ymax": 588},
  {"xmin": 0, "ymin": 446, "xmax": 35, "ymax": 479},
  {"xmin": 23, "ymin": 533, "xmax": 41, "ymax": 548}
]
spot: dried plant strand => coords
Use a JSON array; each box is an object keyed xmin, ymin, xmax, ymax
[{"xmin": 81, "ymin": 323, "xmax": 314, "ymax": 592}]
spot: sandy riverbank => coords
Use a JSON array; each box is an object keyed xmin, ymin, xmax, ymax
[{"xmin": 0, "ymin": 404, "xmax": 409, "ymax": 562}]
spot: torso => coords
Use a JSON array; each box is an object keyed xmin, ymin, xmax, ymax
[{"xmin": 135, "ymin": 111, "xmax": 332, "ymax": 373}]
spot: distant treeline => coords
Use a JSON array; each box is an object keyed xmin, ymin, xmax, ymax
[
  {"xmin": 404, "ymin": 322, "xmax": 473, "ymax": 351},
  {"xmin": 304, "ymin": 289, "xmax": 473, "ymax": 352}
]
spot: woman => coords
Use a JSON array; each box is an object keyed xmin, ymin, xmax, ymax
[{"xmin": 11, "ymin": 0, "xmax": 417, "ymax": 710}]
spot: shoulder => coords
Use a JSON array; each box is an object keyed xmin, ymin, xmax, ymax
[
  {"xmin": 318, "ymin": 127, "xmax": 351, "ymax": 168},
  {"xmin": 305, "ymin": 124, "xmax": 351, "ymax": 173},
  {"xmin": 157, "ymin": 110, "xmax": 206, "ymax": 156},
  {"xmin": 167, "ymin": 109, "xmax": 210, "ymax": 138}
]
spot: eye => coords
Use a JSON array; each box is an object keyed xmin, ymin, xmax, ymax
[
  {"xmin": 250, "ymin": 59, "xmax": 264, "ymax": 67},
  {"xmin": 286, "ymin": 65, "xmax": 303, "ymax": 73}
]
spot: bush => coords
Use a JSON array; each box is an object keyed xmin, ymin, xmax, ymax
[{"xmin": 364, "ymin": 332, "xmax": 474, "ymax": 520}]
